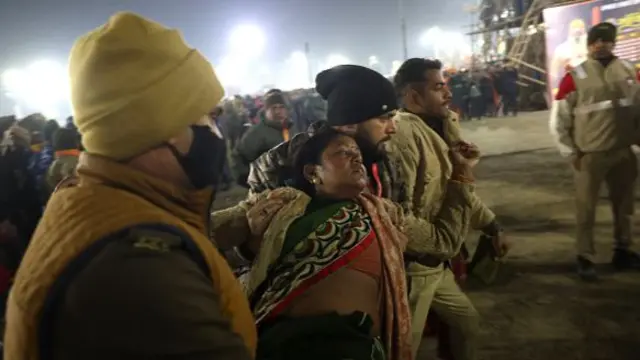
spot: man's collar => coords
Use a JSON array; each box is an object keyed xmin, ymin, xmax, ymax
[
  {"xmin": 76, "ymin": 153, "xmax": 213, "ymax": 233},
  {"xmin": 401, "ymin": 108, "xmax": 444, "ymax": 123}
]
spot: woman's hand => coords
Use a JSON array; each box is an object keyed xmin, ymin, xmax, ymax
[
  {"xmin": 236, "ymin": 202, "xmax": 282, "ymax": 260},
  {"xmin": 245, "ymin": 195, "xmax": 287, "ymax": 242},
  {"xmin": 240, "ymin": 189, "xmax": 297, "ymax": 256}
]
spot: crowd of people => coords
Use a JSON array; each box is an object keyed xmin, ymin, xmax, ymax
[
  {"xmin": 0, "ymin": 11, "xmax": 638, "ymax": 360},
  {"xmin": 1, "ymin": 114, "xmax": 81, "ymax": 306},
  {"xmin": 203, "ymin": 64, "xmax": 524, "ymax": 191},
  {"xmin": 446, "ymin": 65, "xmax": 520, "ymax": 121}
]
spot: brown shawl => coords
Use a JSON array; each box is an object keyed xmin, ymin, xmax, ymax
[{"xmin": 239, "ymin": 188, "xmax": 413, "ymax": 360}]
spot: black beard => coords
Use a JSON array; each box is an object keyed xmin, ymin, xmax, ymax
[{"xmin": 354, "ymin": 134, "xmax": 385, "ymax": 166}]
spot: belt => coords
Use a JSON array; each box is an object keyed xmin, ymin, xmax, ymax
[{"xmin": 404, "ymin": 253, "xmax": 442, "ymax": 268}]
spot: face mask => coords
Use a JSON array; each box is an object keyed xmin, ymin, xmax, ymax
[{"xmin": 169, "ymin": 125, "xmax": 227, "ymax": 190}]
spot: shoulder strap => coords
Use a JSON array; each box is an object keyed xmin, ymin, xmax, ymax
[
  {"xmin": 572, "ymin": 63, "xmax": 588, "ymax": 80},
  {"xmin": 38, "ymin": 223, "xmax": 210, "ymax": 360},
  {"xmin": 620, "ymin": 59, "xmax": 635, "ymax": 73},
  {"xmin": 52, "ymin": 175, "xmax": 79, "ymax": 193}
]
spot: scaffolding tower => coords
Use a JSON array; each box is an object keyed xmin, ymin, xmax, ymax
[{"xmin": 468, "ymin": 0, "xmax": 583, "ymax": 108}]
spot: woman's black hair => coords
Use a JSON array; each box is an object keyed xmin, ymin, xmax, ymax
[{"xmin": 291, "ymin": 127, "xmax": 347, "ymax": 196}]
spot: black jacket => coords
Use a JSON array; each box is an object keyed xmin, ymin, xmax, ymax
[{"xmin": 231, "ymin": 115, "xmax": 297, "ymax": 187}]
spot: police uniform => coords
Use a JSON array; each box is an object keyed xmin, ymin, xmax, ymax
[{"xmin": 550, "ymin": 22, "xmax": 640, "ymax": 279}]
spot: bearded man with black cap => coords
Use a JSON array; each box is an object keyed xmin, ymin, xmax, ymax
[
  {"xmin": 247, "ymin": 65, "xmax": 399, "ymax": 198},
  {"xmin": 4, "ymin": 12, "xmax": 256, "ymax": 360},
  {"xmin": 550, "ymin": 21, "xmax": 640, "ymax": 282}
]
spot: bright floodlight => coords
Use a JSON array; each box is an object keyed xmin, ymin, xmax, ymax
[
  {"xmin": 25, "ymin": 60, "xmax": 69, "ymax": 106},
  {"xmin": 326, "ymin": 54, "xmax": 351, "ymax": 68},
  {"xmin": 419, "ymin": 27, "xmax": 471, "ymax": 61},
  {"xmin": 439, "ymin": 32, "xmax": 471, "ymax": 57},
  {"xmin": 1, "ymin": 68, "xmax": 25, "ymax": 93},
  {"xmin": 2, "ymin": 59, "xmax": 69, "ymax": 115},
  {"xmin": 419, "ymin": 26, "xmax": 443, "ymax": 48},
  {"xmin": 228, "ymin": 24, "xmax": 265, "ymax": 58}
]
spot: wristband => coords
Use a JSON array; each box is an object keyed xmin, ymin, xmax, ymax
[
  {"xmin": 233, "ymin": 245, "xmax": 252, "ymax": 263},
  {"xmin": 451, "ymin": 173, "xmax": 474, "ymax": 183}
]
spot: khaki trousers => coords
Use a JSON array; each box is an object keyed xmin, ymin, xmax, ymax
[
  {"xmin": 574, "ymin": 148, "xmax": 637, "ymax": 261},
  {"xmin": 408, "ymin": 267, "xmax": 479, "ymax": 360}
]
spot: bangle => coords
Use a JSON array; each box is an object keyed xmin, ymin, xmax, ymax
[
  {"xmin": 233, "ymin": 245, "xmax": 252, "ymax": 263},
  {"xmin": 451, "ymin": 174, "xmax": 474, "ymax": 183}
]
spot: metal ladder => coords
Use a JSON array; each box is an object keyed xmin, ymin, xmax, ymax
[{"xmin": 506, "ymin": 0, "xmax": 549, "ymax": 79}]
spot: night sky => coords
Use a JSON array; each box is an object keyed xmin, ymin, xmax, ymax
[
  {"xmin": 0, "ymin": 0, "xmax": 473, "ymax": 115},
  {"xmin": 0, "ymin": 0, "xmax": 471, "ymax": 67}
]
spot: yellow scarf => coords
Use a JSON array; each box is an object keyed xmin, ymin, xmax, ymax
[{"xmin": 30, "ymin": 143, "xmax": 43, "ymax": 153}]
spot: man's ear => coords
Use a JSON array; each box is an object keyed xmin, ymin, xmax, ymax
[
  {"xmin": 408, "ymin": 87, "xmax": 422, "ymax": 107},
  {"xmin": 399, "ymin": 87, "xmax": 414, "ymax": 108}
]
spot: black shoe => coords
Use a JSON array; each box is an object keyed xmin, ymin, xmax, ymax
[
  {"xmin": 577, "ymin": 256, "xmax": 598, "ymax": 282},
  {"xmin": 611, "ymin": 249, "xmax": 640, "ymax": 270}
]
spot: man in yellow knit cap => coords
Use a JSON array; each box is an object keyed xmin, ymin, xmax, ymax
[{"xmin": 4, "ymin": 12, "xmax": 256, "ymax": 360}]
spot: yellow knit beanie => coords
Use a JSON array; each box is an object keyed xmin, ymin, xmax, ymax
[{"xmin": 69, "ymin": 12, "xmax": 224, "ymax": 160}]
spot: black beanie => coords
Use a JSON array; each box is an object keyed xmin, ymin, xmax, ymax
[
  {"xmin": 264, "ymin": 92, "xmax": 287, "ymax": 108},
  {"xmin": 315, "ymin": 65, "xmax": 398, "ymax": 126},
  {"xmin": 587, "ymin": 22, "xmax": 617, "ymax": 45},
  {"xmin": 265, "ymin": 88, "xmax": 283, "ymax": 96}
]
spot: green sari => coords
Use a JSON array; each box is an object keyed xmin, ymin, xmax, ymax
[
  {"xmin": 233, "ymin": 187, "xmax": 412, "ymax": 360},
  {"xmin": 253, "ymin": 198, "xmax": 385, "ymax": 360}
]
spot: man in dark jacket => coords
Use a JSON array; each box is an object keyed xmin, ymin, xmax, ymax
[
  {"xmin": 232, "ymin": 91, "xmax": 296, "ymax": 187},
  {"xmin": 246, "ymin": 65, "xmax": 399, "ymax": 198},
  {"xmin": 0, "ymin": 117, "xmax": 42, "ymax": 247},
  {"xmin": 301, "ymin": 91, "xmax": 328, "ymax": 126},
  {"xmin": 247, "ymin": 120, "xmax": 326, "ymax": 194},
  {"xmin": 18, "ymin": 114, "xmax": 49, "ymax": 195},
  {"xmin": 499, "ymin": 65, "xmax": 519, "ymax": 116}
]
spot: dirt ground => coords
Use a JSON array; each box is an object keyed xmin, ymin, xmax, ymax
[
  {"xmin": 212, "ymin": 112, "xmax": 640, "ymax": 360},
  {"xmin": 453, "ymin": 149, "xmax": 640, "ymax": 360}
]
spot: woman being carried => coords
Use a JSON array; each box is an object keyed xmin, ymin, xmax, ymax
[{"xmin": 212, "ymin": 128, "xmax": 478, "ymax": 360}]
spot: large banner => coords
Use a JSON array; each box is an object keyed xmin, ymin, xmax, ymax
[{"xmin": 543, "ymin": 0, "xmax": 640, "ymax": 95}]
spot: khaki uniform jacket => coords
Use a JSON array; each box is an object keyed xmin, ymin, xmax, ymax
[
  {"xmin": 5, "ymin": 154, "xmax": 256, "ymax": 360},
  {"xmin": 387, "ymin": 110, "xmax": 495, "ymax": 274},
  {"xmin": 550, "ymin": 58, "xmax": 640, "ymax": 156}
]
